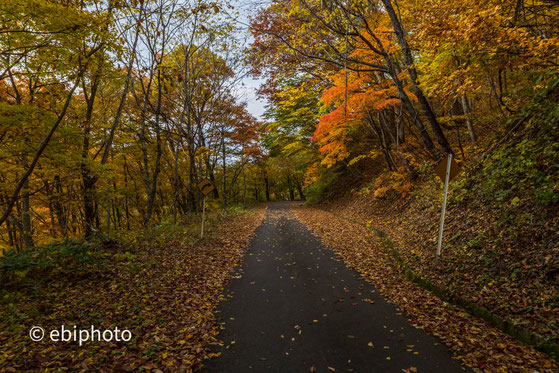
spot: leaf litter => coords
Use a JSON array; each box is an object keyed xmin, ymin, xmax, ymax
[{"xmin": 291, "ymin": 204, "xmax": 558, "ymax": 372}]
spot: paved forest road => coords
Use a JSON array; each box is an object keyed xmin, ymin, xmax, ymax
[{"xmin": 203, "ymin": 203, "xmax": 470, "ymax": 373}]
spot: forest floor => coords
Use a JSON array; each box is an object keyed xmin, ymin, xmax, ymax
[
  {"xmin": 292, "ymin": 178, "xmax": 558, "ymax": 372},
  {"xmin": 0, "ymin": 206, "xmax": 265, "ymax": 372},
  {"xmin": 318, "ymin": 180, "xmax": 558, "ymax": 345}
]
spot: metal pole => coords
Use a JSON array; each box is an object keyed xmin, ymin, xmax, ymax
[
  {"xmin": 436, "ymin": 154, "xmax": 452, "ymax": 257},
  {"xmin": 200, "ymin": 196, "xmax": 206, "ymax": 239}
]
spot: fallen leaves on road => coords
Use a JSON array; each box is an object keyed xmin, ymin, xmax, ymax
[
  {"xmin": 323, "ymin": 190, "xmax": 558, "ymax": 343},
  {"xmin": 291, "ymin": 205, "xmax": 558, "ymax": 372}
]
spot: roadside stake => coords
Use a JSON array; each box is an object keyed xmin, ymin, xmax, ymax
[
  {"xmin": 197, "ymin": 178, "xmax": 216, "ymax": 239},
  {"xmin": 434, "ymin": 154, "xmax": 461, "ymax": 258},
  {"xmin": 201, "ymin": 196, "xmax": 206, "ymax": 239}
]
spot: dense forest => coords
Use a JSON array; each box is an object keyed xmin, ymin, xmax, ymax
[
  {"xmin": 251, "ymin": 0, "xmax": 558, "ymax": 202},
  {"xmin": 0, "ymin": 0, "xmax": 558, "ymax": 371},
  {"xmin": 0, "ymin": 0, "xmax": 557, "ymax": 250},
  {"xmin": 0, "ymin": 0, "xmax": 270, "ymax": 250}
]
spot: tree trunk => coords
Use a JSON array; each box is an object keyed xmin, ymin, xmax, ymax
[
  {"xmin": 242, "ymin": 158, "xmax": 247, "ymax": 208},
  {"xmin": 20, "ymin": 157, "xmax": 34, "ymax": 249},
  {"xmin": 264, "ymin": 176, "xmax": 271, "ymax": 201},
  {"xmin": 461, "ymin": 94, "xmax": 477, "ymax": 144},
  {"xmin": 172, "ymin": 140, "xmax": 180, "ymax": 224},
  {"xmin": 44, "ymin": 180, "xmax": 57, "ymax": 237},
  {"xmin": 222, "ymin": 124, "xmax": 228, "ymax": 212},
  {"xmin": 254, "ymin": 187, "xmax": 260, "ymax": 201},
  {"xmin": 0, "ymin": 194, "xmax": 17, "ymax": 249},
  {"xmin": 80, "ymin": 69, "xmax": 100, "ymax": 238},
  {"xmin": 142, "ymin": 68, "xmax": 163, "ymax": 226},
  {"xmin": 384, "ymin": 56, "xmax": 439, "ymax": 159},
  {"xmin": 53, "ymin": 175, "xmax": 67, "ymax": 231},
  {"xmin": 296, "ymin": 179, "xmax": 305, "ymax": 201},
  {"xmin": 381, "ymin": 0, "xmax": 452, "ymax": 155}
]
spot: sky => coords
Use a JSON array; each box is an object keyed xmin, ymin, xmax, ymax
[
  {"xmin": 237, "ymin": 76, "xmax": 267, "ymax": 121},
  {"xmin": 229, "ymin": 0, "xmax": 270, "ymax": 121}
]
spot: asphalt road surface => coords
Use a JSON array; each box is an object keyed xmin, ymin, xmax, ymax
[{"xmin": 202, "ymin": 202, "xmax": 471, "ymax": 373}]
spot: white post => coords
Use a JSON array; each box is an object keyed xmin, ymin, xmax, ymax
[
  {"xmin": 436, "ymin": 154, "xmax": 452, "ymax": 257},
  {"xmin": 200, "ymin": 196, "xmax": 206, "ymax": 239}
]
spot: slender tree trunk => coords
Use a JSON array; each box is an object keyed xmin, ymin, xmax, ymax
[
  {"xmin": 381, "ymin": 0, "xmax": 452, "ymax": 155},
  {"xmin": 6, "ymin": 218, "xmax": 16, "ymax": 248},
  {"xmin": 264, "ymin": 176, "xmax": 270, "ymax": 201},
  {"xmin": 172, "ymin": 140, "xmax": 179, "ymax": 224},
  {"xmin": 221, "ymin": 123, "xmax": 227, "ymax": 211},
  {"xmin": 15, "ymin": 201, "xmax": 23, "ymax": 250},
  {"xmin": 0, "ymin": 194, "xmax": 16, "ymax": 248},
  {"xmin": 20, "ymin": 157, "xmax": 34, "ymax": 249},
  {"xmin": 123, "ymin": 158, "xmax": 131, "ymax": 230},
  {"xmin": 254, "ymin": 187, "xmax": 260, "ymax": 201},
  {"xmin": 461, "ymin": 94, "xmax": 477, "ymax": 144},
  {"xmin": 187, "ymin": 140, "xmax": 199, "ymax": 213},
  {"xmin": 112, "ymin": 181, "xmax": 121, "ymax": 229},
  {"xmin": 53, "ymin": 175, "xmax": 66, "ymax": 230},
  {"xmin": 81, "ymin": 72, "xmax": 100, "ymax": 238},
  {"xmin": 44, "ymin": 180, "xmax": 57, "ymax": 237},
  {"xmin": 142, "ymin": 68, "xmax": 163, "ymax": 226},
  {"xmin": 295, "ymin": 178, "xmax": 305, "ymax": 201},
  {"xmin": 206, "ymin": 160, "xmax": 220, "ymax": 199},
  {"xmin": 241, "ymin": 135, "xmax": 247, "ymax": 208},
  {"xmin": 365, "ymin": 111, "xmax": 393, "ymax": 170},
  {"xmin": 242, "ymin": 159, "xmax": 247, "ymax": 208}
]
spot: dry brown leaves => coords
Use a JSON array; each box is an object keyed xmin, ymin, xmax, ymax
[
  {"xmin": 0, "ymin": 207, "xmax": 265, "ymax": 372},
  {"xmin": 322, "ymin": 189, "xmax": 558, "ymax": 342},
  {"xmin": 291, "ymin": 205, "xmax": 558, "ymax": 373}
]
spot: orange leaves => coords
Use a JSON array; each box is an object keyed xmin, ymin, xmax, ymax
[
  {"xmin": 372, "ymin": 97, "xmax": 400, "ymax": 111},
  {"xmin": 313, "ymin": 106, "xmax": 352, "ymax": 167},
  {"xmin": 313, "ymin": 63, "xmax": 402, "ymax": 168}
]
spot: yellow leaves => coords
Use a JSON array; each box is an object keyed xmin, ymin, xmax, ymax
[
  {"xmin": 413, "ymin": 0, "xmax": 559, "ymax": 105},
  {"xmin": 402, "ymin": 367, "xmax": 417, "ymax": 373},
  {"xmin": 318, "ymin": 141, "xmax": 350, "ymax": 167}
]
